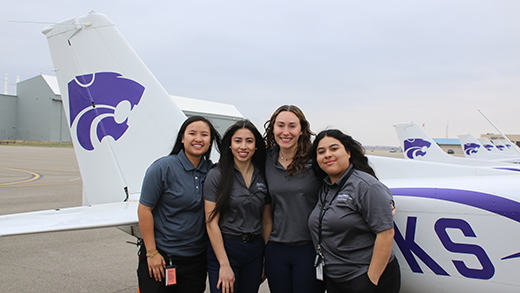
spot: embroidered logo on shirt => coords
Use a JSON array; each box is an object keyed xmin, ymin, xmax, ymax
[
  {"xmin": 256, "ymin": 182, "xmax": 267, "ymax": 192},
  {"xmin": 336, "ymin": 193, "xmax": 353, "ymax": 204}
]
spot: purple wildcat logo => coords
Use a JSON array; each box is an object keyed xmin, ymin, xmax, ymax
[
  {"xmin": 68, "ymin": 72, "xmax": 145, "ymax": 151},
  {"xmin": 496, "ymin": 145, "xmax": 505, "ymax": 151},
  {"xmin": 483, "ymin": 144, "xmax": 493, "ymax": 151},
  {"xmin": 463, "ymin": 143, "xmax": 480, "ymax": 155},
  {"xmin": 403, "ymin": 138, "xmax": 431, "ymax": 159}
]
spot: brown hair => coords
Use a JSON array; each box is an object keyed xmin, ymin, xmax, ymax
[{"xmin": 264, "ymin": 105, "xmax": 315, "ymax": 175}]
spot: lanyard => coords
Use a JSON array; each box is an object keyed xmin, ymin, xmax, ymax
[{"xmin": 316, "ymin": 167, "xmax": 355, "ymax": 260}]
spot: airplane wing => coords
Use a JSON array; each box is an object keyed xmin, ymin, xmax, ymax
[{"xmin": 0, "ymin": 201, "xmax": 138, "ymax": 237}]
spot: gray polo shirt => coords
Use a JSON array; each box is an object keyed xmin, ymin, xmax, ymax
[
  {"xmin": 204, "ymin": 165, "xmax": 270, "ymax": 236},
  {"xmin": 265, "ymin": 146, "xmax": 321, "ymax": 245},
  {"xmin": 140, "ymin": 150, "xmax": 213, "ymax": 257},
  {"xmin": 308, "ymin": 166, "xmax": 395, "ymax": 282}
]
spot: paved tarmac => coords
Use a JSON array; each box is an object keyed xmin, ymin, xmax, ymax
[
  {"xmin": 0, "ymin": 145, "xmax": 402, "ymax": 292},
  {"xmin": 0, "ymin": 145, "xmax": 272, "ymax": 293}
]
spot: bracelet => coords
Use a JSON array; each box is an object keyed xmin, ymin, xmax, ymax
[{"xmin": 146, "ymin": 251, "xmax": 159, "ymax": 258}]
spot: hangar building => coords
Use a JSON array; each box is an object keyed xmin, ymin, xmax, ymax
[{"xmin": 0, "ymin": 74, "xmax": 242, "ymax": 143}]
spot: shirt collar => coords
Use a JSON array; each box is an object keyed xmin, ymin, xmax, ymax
[
  {"xmin": 233, "ymin": 164, "xmax": 259, "ymax": 175},
  {"xmin": 269, "ymin": 145, "xmax": 280, "ymax": 164},
  {"xmin": 178, "ymin": 149, "xmax": 212, "ymax": 172},
  {"xmin": 323, "ymin": 164, "xmax": 354, "ymax": 187}
]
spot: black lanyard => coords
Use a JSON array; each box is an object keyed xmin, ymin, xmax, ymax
[{"xmin": 317, "ymin": 167, "xmax": 355, "ymax": 253}]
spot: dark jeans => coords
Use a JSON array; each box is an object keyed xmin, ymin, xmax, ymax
[
  {"xmin": 264, "ymin": 241, "xmax": 325, "ymax": 293},
  {"xmin": 207, "ymin": 236, "xmax": 264, "ymax": 293},
  {"xmin": 325, "ymin": 257, "xmax": 401, "ymax": 293},
  {"xmin": 137, "ymin": 244, "xmax": 207, "ymax": 293}
]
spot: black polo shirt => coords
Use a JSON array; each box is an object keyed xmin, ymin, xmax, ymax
[
  {"xmin": 265, "ymin": 146, "xmax": 321, "ymax": 245},
  {"xmin": 204, "ymin": 165, "xmax": 270, "ymax": 236}
]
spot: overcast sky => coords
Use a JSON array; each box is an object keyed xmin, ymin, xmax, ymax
[{"xmin": 2, "ymin": 1, "xmax": 519, "ymax": 146}]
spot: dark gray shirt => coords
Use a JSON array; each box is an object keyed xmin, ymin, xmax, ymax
[
  {"xmin": 140, "ymin": 150, "xmax": 213, "ymax": 257},
  {"xmin": 308, "ymin": 166, "xmax": 395, "ymax": 282},
  {"xmin": 265, "ymin": 146, "xmax": 321, "ymax": 245},
  {"xmin": 204, "ymin": 165, "xmax": 270, "ymax": 236}
]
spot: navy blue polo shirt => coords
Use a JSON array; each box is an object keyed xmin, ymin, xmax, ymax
[{"xmin": 140, "ymin": 150, "xmax": 213, "ymax": 257}]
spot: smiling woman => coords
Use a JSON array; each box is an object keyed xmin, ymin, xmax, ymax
[
  {"xmin": 262, "ymin": 105, "xmax": 325, "ymax": 293},
  {"xmin": 309, "ymin": 129, "xmax": 400, "ymax": 293},
  {"xmin": 204, "ymin": 119, "xmax": 270, "ymax": 293},
  {"xmin": 137, "ymin": 115, "xmax": 221, "ymax": 293}
]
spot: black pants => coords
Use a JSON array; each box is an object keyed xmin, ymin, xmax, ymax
[
  {"xmin": 264, "ymin": 241, "xmax": 325, "ymax": 293},
  {"xmin": 137, "ymin": 244, "xmax": 207, "ymax": 293},
  {"xmin": 325, "ymin": 258, "xmax": 401, "ymax": 293},
  {"xmin": 207, "ymin": 237, "xmax": 264, "ymax": 293}
]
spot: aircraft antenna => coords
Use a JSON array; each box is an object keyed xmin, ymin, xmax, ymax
[{"xmin": 478, "ymin": 109, "xmax": 520, "ymax": 155}]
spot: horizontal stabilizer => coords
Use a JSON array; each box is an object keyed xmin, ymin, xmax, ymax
[{"xmin": 0, "ymin": 201, "xmax": 138, "ymax": 237}]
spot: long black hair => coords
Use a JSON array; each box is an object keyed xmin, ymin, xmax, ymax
[
  {"xmin": 208, "ymin": 120, "xmax": 266, "ymax": 223},
  {"xmin": 170, "ymin": 116, "xmax": 221, "ymax": 160},
  {"xmin": 311, "ymin": 129, "xmax": 377, "ymax": 180}
]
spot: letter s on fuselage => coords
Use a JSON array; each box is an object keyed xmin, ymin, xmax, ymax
[{"xmin": 390, "ymin": 187, "xmax": 520, "ymax": 292}]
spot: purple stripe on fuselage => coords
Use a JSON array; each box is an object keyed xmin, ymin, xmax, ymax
[
  {"xmin": 492, "ymin": 167, "xmax": 520, "ymax": 172},
  {"xmin": 390, "ymin": 188, "xmax": 520, "ymax": 224},
  {"xmin": 502, "ymin": 252, "xmax": 520, "ymax": 260}
]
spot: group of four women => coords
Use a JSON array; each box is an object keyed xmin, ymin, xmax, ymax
[{"xmin": 137, "ymin": 105, "xmax": 401, "ymax": 293}]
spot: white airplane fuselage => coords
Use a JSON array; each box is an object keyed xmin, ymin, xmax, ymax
[
  {"xmin": 387, "ymin": 175, "xmax": 520, "ymax": 292},
  {"xmin": 0, "ymin": 12, "xmax": 518, "ymax": 293}
]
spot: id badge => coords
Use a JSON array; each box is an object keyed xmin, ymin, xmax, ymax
[
  {"xmin": 314, "ymin": 254, "xmax": 324, "ymax": 281},
  {"xmin": 316, "ymin": 261, "xmax": 324, "ymax": 281},
  {"xmin": 165, "ymin": 265, "xmax": 177, "ymax": 286}
]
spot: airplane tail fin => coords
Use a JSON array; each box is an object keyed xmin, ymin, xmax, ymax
[
  {"xmin": 492, "ymin": 140, "xmax": 506, "ymax": 151},
  {"xmin": 466, "ymin": 137, "xmax": 520, "ymax": 162},
  {"xmin": 478, "ymin": 109, "xmax": 520, "ymax": 156},
  {"xmin": 393, "ymin": 122, "xmax": 454, "ymax": 163},
  {"xmin": 493, "ymin": 140, "xmax": 520, "ymax": 156},
  {"xmin": 42, "ymin": 12, "xmax": 187, "ymax": 205},
  {"xmin": 477, "ymin": 137, "xmax": 500, "ymax": 154},
  {"xmin": 457, "ymin": 134, "xmax": 489, "ymax": 159}
]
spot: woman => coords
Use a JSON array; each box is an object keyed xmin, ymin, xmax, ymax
[
  {"xmin": 204, "ymin": 120, "xmax": 271, "ymax": 293},
  {"xmin": 263, "ymin": 105, "xmax": 325, "ymax": 293},
  {"xmin": 137, "ymin": 116, "xmax": 221, "ymax": 293},
  {"xmin": 308, "ymin": 129, "xmax": 400, "ymax": 293}
]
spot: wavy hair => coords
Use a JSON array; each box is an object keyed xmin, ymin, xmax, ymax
[
  {"xmin": 311, "ymin": 129, "xmax": 377, "ymax": 180},
  {"xmin": 208, "ymin": 120, "xmax": 266, "ymax": 223},
  {"xmin": 263, "ymin": 105, "xmax": 314, "ymax": 175}
]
